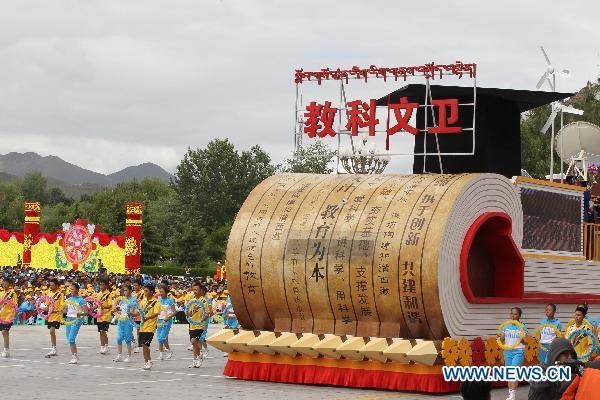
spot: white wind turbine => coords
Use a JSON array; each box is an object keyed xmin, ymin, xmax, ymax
[{"xmin": 536, "ymin": 46, "xmax": 580, "ymax": 182}]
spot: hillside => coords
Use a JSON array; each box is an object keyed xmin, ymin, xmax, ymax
[{"xmin": 0, "ymin": 152, "xmax": 173, "ymax": 198}]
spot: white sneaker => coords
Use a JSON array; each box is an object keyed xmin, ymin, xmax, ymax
[
  {"xmin": 505, "ymin": 390, "xmax": 516, "ymax": 400},
  {"xmin": 187, "ymin": 344, "xmax": 193, "ymax": 351},
  {"xmin": 113, "ymin": 354, "xmax": 123, "ymax": 362},
  {"xmin": 165, "ymin": 350, "xmax": 173, "ymax": 360},
  {"xmin": 1, "ymin": 350, "xmax": 8, "ymax": 358},
  {"xmin": 123, "ymin": 355, "xmax": 131, "ymax": 363},
  {"xmin": 68, "ymin": 355, "xmax": 79, "ymax": 364},
  {"xmin": 134, "ymin": 347, "xmax": 141, "ymax": 353},
  {"xmin": 142, "ymin": 361, "xmax": 152, "ymax": 370},
  {"xmin": 157, "ymin": 352, "xmax": 164, "ymax": 361},
  {"xmin": 45, "ymin": 348, "xmax": 57, "ymax": 358},
  {"xmin": 223, "ymin": 352, "xmax": 228, "ymax": 357}
]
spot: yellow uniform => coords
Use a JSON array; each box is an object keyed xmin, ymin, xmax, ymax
[
  {"xmin": 47, "ymin": 290, "xmax": 65, "ymax": 323},
  {"xmin": 0, "ymin": 288, "xmax": 18, "ymax": 323},
  {"xmin": 188, "ymin": 295, "xmax": 209, "ymax": 331},
  {"xmin": 139, "ymin": 297, "xmax": 161, "ymax": 333},
  {"xmin": 96, "ymin": 290, "xmax": 113, "ymax": 323}
]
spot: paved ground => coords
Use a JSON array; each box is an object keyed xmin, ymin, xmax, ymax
[{"xmin": 0, "ymin": 324, "xmax": 529, "ymax": 399}]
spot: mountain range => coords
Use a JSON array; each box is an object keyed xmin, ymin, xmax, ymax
[{"xmin": 0, "ymin": 152, "xmax": 173, "ymax": 198}]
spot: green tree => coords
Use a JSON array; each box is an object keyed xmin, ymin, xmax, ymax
[
  {"xmin": 172, "ymin": 221, "xmax": 208, "ymax": 267},
  {"xmin": 47, "ymin": 187, "xmax": 73, "ymax": 206},
  {"xmin": 205, "ymin": 221, "xmax": 232, "ymax": 261},
  {"xmin": 173, "ymin": 139, "xmax": 275, "ymax": 232},
  {"xmin": 20, "ymin": 172, "xmax": 48, "ymax": 203},
  {"xmin": 0, "ymin": 181, "xmax": 24, "ymax": 231},
  {"xmin": 280, "ymin": 140, "xmax": 336, "ymax": 174}
]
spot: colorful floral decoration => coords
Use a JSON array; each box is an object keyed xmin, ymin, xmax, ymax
[
  {"xmin": 484, "ymin": 336, "xmax": 504, "ymax": 366},
  {"xmin": 524, "ymin": 334, "xmax": 539, "ymax": 364},
  {"xmin": 441, "ymin": 337, "xmax": 459, "ymax": 366},
  {"xmin": 62, "ymin": 223, "xmax": 93, "ymax": 264},
  {"xmin": 456, "ymin": 337, "xmax": 473, "ymax": 366},
  {"xmin": 0, "ymin": 235, "xmax": 23, "ymax": 266},
  {"xmin": 54, "ymin": 247, "xmax": 69, "ymax": 269},
  {"xmin": 82, "ymin": 250, "xmax": 99, "ymax": 272},
  {"xmin": 125, "ymin": 237, "xmax": 138, "ymax": 256},
  {"xmin": 470, "ymin": 337, "xmax": 486, "ymax": 366}
]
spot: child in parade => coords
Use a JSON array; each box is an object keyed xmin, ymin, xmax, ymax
[
  {"xmin": 113, "ymin": 284, "xmax": 137, "ymax": 363},
  {"xmin": 498, "ymin": 307, "xmax": 528, "ymax": 400},
  {"xmin": 45, "ymin": 278, "xmax": 64, "ymax": 358},
  {"xmin": 64, "ymin": 282, "xmax": 88, "ymax": 364},
  {"xmin": 188, "ymin": 280, "xmax": 210, "ymax": 368},
  {"xmin": 0, "ymin": 277, "xmax": 18, "ymax": 358},
  {"xmin": 538, "ymin": 303, "xmax": 562, "ymax": 365},
  {"xmin": 199, "ymin": 285, "xmax": 212, "ymax": 358},
  {"xmin": 223, "ymin": 296, "xmax": 239, "ymax": 329},
  {"xmin": 157, "ymin": 284, "xmax": 176, "ymax": 360},
  {"xmin": 139, "ymin": 283, "xmax": 161, "ymax": 371},
  {"xmin": 132, "ymin": 279, "xmax": 144, "ymax": 353},
  {"xmin": 96, "ymin": 278, "xmax": 113, "ymax": 354}
]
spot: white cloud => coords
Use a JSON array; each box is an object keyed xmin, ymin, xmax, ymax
[{"xmin": 0, "ymin": 0, "xmax": 597, "ymax": 174}]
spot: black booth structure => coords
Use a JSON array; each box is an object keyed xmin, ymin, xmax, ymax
[{"xmin": 377, "ymin": 85, "xmax": 572, "ymax": 178}]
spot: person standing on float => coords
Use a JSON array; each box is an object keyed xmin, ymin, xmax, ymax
[
  {"xmin": 498, "ymin": 307, "xmax": 528, "ymax": 400},
  {"xmin": 537, "ymin": 303, "xmax": 562, "ymax": 365}
]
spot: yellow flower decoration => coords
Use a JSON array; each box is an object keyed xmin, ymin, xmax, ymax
[
  {"xmin": 125, "ymin": 237, "xmax": 138, "ymax": 256},
  {"xmin": 525, "ymin": 334, "xmax": 539, "ymax": 364},
  {"xmin": 457, "ymin": 337, "xmax": 473, "ymax": 366},
  {"xmin": 485, "ymin": 336, "xmax": 504, "ymax": 366},
  {"xmin": 441, "ymin": 337, "xmax": 459, "ymax": 366}
]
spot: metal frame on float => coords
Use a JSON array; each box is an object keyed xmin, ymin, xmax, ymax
[{"xmin": 293, "ymin": 62, "xmax": 477, "ymax": 174}]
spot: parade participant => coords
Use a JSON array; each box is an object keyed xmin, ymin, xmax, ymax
[
  {"xmin": 199, "ymin": 285, "xmax": 212, "ymax": 358},
  {"xmin": 537, "ymin": 303, "xmax": 562, "ymax": 365},
  {"xmin": 132, "ymin": 279, "xmax": 144, "ymax": 353},
  {"xmin": 187, "ymin": 280, "xmax": 209, "ymax": 368},
  {"xmin": 45, "ymin": 278, "xmax": 64, "ymax": 358},
  {"xmin": 17, "ymin": 295, "xmax": 36, "ymax": 325},
  {"xmin": 157, "ymin": 284, "xmax": 176, "ymax": 361},
  {"xmin": 113, "ymin": 284, "xmax": 136, "ymax": 363},
  {"xmin": 498, "ymin": 307, "xmax": 528, "ymax": 400},
  {"xmin": 565, "ymin": 304, "xmax": 594, "ymax": 359},
  {"xmin": 139, "ymin": 283, "xmax": 161, "ymax": 371},
  {"xmin": 64, "ymin": 282, "xmax": 87, "ymax": 364},
  {"xmin": 0, "ymin": 277, "xmax": 18, "ymax": 358},
  {"xmin": 96, "ymin": 278, "xmax": 113, "ymax": 354},
  {"xmin": 223, "ymin": 296, "xmax": 239, "ymax": 329}
]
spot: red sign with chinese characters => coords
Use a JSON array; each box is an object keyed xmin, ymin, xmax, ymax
[{"xmin": 303, "ymin": 97, "xmax": 462, "ymax": 139}]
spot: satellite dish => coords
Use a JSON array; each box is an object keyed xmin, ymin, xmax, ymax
[{"xmin": 555, "ymin": 121, "xmax": 600, "ymax": 163}]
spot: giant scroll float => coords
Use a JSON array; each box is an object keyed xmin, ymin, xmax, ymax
[{"xmin": 226, "ymin": 173, "xmax": 523, "ymax": 341}]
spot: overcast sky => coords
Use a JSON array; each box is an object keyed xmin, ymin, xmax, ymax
[{"xmin": 0, "ymin": 0, "xmax": 598, "ymax": 174}]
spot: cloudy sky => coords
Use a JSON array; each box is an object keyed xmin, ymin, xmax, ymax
[{"xmin": 0, "ymin": 0, "xmax": 598, "ymax": 174}]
